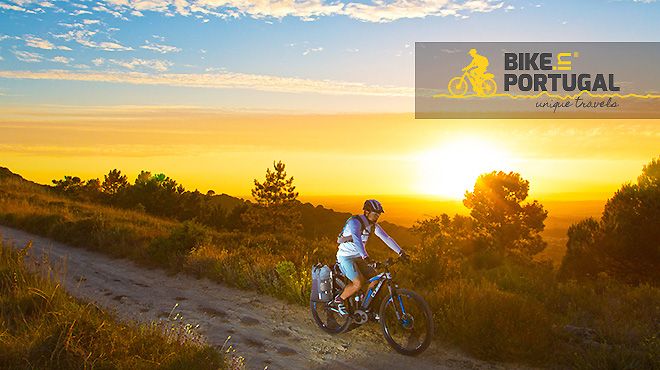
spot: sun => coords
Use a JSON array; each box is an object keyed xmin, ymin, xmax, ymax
[{"xmin": 416, "ymin": 137, "xmax": 513, "ymax": 199}]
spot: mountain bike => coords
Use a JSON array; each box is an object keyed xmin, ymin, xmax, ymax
[
  {"xmin": 310, "ymin": 258, "xmax": 433, "ymax": 356},
  {"xmin": 448, "ymin": 71, "xmax": 497, "ymax": 96}
]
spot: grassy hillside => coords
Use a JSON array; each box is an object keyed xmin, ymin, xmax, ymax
[
  {"xmin": 0, "ymin": 239, "xmax": 226, "ymax": 369},
  {"xmin": 0, "ymin": 167, "xmax": 658, "ymax": 369}
]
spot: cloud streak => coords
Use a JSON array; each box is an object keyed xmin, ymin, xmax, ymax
[
  {"xmin": 12, "ymin": 50, "xmax": 44, "ymax": 63},
  {"xmin": 52, "ymin": 29, "xmax": 133, "ymax": 51},
  {"xmin": 0, "ymin": 69, "xmax": 413, "ymax": 96},
  {"xmin": 2, "ymin": 0, "xmax": 508, "ymax": 22},
  {"xmin": 140, "ymin": 40, "xmax": 181, "ymax": 53},
  {"xmin": 24, "ymin": 35, "xmax": 72, "ymax": 50}
]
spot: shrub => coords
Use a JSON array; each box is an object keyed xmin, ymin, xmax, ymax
[
  {"xmin": 427, "ymin": 279, "xmax": 555, "ymax": 363},
  {"xmin": 148, "ymin": 220, "xmax": 214, "ymax": 268}
]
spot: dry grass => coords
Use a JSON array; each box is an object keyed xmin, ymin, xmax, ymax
[{"xmin": 0, "ymin": 239, "xmax": 226, "ymax": 370}]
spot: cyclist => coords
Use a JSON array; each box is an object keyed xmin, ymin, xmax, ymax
[
  {"xmin": 332, "ymin": 199, "xmax": 409, "ymax": 315},
  {"xmin": 462, "ymin": 48, "xmax": 489, "ymax": 95}
]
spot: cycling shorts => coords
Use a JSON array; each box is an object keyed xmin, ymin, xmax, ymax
[{"xmin": 337, "ymin": 255, "xmax": 377, "ymax": 282}]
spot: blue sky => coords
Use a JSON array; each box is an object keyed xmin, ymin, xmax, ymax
[{"xmin": 0, "ymin": 0, "xmax": 658, "ymax": 111}]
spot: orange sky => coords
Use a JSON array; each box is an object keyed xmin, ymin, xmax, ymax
[{"xmin": 1, "ymin": 106, "xmax": 658, "ymax": 209}]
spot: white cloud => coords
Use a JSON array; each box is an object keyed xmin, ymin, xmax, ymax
[
  {"xmin": 108, "ymin": 58, "xmax": 173, "ymax": 72},
  {"xmin": 6, "ymin": 0, "xmax": 509, "ymax": 23},
  {"xmin": 0, "ymin": 2, "xmax": 28, "ymax": 12},
  {"xmin": 51, "ymin": 56, "xmax": 73, "ymax": 64},
  {"xmin": 302, "ymin": 46, "xmax": 323, "ymax": 56},
  {"xmin": 342, "ymin": 0, "xmax": 504, "ymax": 22},
  {"xmin": 141, "ymin": 40, "xmax": 181, "ymax": 53},
  {"xmin": 70, "ymin": 9, "xmax": 93, "ymax": 16},
  {"xmin": 24, "ymin": 35, "xmax": 72, "ymax": 50},
  {"xmin": 92, "ymin": 5, "xmax": 127, "ymax": 19},
  {"xmin": 12, "ymin": 50, "xmax": 44, "ymax": 63},
  {"xmin": 0, "ymin": 56, "xmax": 4, "ymax": 61},
  {"xmin": 91, "ymin": 57, "xmax": 105, "ymax": 66},
  {"xmin": 82, "ymin": 19, "xmax": 101, "ymax": 24},
  {"xmin": 53, "ymin": 29, "xmax": 133, "ymax": 51},
  {"xmin": 0, "ymin": 69, "xmax": 413, "ymax": 97}
]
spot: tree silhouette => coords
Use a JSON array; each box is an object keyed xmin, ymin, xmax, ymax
[
  {"xmin": 52, "ymin": 175, "xmax": 84, "ymax": 193},
  {"xmin": 243, "ymin": 161, "xmax": 301, "ymax": 235},
  {"xmin": 600, "ymin": 157, "xmax": 659, "ymax": 281},
  {"xmin": 463, "ymin": 171, "xmax": 547, "ymax": 259},
  {"xmin": 251, "ymin": 160, "xmax": 298, "ymax": 207},
  {"xmin": 102, "ymin": 169, "xmax": 128, "ymax": 195},
  {"xmin": 561, "ymin": 156, "xmax": 660, "ymax": 283}
]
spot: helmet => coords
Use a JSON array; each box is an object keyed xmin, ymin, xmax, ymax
[
  {"xmin": 363, "ymin": 199, "xmax": 384, "ymax": 213},
  {"xmin": 469, "ymin": 48, "xmax": 477, "ymax": 55}
]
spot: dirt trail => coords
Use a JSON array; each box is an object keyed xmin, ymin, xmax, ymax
[{"xmin": 1, "ymin": 226, "xmax": 533, "ymax": 370}]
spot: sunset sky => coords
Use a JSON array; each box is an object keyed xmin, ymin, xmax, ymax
[{"xmin": 1, "ymin": 0, "xmax": 659, "ymax": 217}]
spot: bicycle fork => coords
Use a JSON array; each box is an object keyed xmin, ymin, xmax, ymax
[{"xmin": 386, "ymin": 283, "xmax": 408, "ymax": 322}]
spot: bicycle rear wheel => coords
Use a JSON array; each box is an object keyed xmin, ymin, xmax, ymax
[
  {"xmin": 310, "ymin": 300, "xmax": 352, "ymax": 334},
  {"xmin": 379, "ymin": 288, "xmax": 433, "ymax": 355}
]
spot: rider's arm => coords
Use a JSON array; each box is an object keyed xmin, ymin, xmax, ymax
[
  {"xmin": 347, "ymin": 217, "xmax": 369, "ymax": 258},
  {"xmin": 374, "ymin": 224, "xmax": 403, "ymax": 255},
  {"xmin": 463, "ymin": 59, "xmax": 475, "ymax": 71}
]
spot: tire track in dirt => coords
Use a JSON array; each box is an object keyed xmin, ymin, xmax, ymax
[{"xmin": 1, "ymin": 226, "xmax": 535, "ymax": 370}]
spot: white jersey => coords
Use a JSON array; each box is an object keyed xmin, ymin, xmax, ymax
[{"xmin": 336, "ymin": 214, "xmax": 402, "ymax": 259}]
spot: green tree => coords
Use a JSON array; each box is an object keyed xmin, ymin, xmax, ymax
[{"xmin": 463, "ymin": 171, "xmax": 548, "ymax": 260}]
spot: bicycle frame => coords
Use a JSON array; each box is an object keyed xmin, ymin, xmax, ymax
[
  {"xmin": 459, "ymin": 71, "xmax": 479, "ymax": 91},
  {"xmin": 326, "ymin": 259, "xmax": 408, "ymax": 321},
  {"xmin": 361, "ymin": 265, "xmax": 407, "ymax": 321}
]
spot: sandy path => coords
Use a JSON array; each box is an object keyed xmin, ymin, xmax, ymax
[{"xmin": 1, "ymin": 225, "xmax": 533, "ymax": 370}]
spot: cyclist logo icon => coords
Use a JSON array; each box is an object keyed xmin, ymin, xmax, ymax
[{"xmin": 448, "ymin": 48, "xmax": 497, "ymax": 97}]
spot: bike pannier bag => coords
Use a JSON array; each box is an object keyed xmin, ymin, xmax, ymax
[{"xmin": 310, "ymin": 264, "xmax": 333, "ymax": 302}]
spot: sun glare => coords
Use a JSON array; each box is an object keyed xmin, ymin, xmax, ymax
[{"xmin": 417, "ymin": 137, "xmax": 513, "ymax": 199}]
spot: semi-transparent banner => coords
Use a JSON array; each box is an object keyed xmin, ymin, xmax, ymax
[{"xmin": 415, "ymin": 42, "xmax": 660, "ymax": 119}]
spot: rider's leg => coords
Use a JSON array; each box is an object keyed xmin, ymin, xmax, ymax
[
  {"xmin": 340, "ymin": 276, "xmax": 362, "ymax": 300},
  {"xmin": 334, "ymin": 256, "xmax": 362, "ymax": 314},
  {"xmin": 355, "ymin": 258, "xmax": 378, "ymax": 293},
  {"xmin": 473, "ymin": 67, "xmax": 486, "ymax": 94}
]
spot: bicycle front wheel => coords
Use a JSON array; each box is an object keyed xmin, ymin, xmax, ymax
[
  {"xmin": 379, "ymin": 288, "xmax": 433, "ymax": 355},
  {"xmin": 481, "ymin": 78, "xmax": 497, "ymax": 96}
]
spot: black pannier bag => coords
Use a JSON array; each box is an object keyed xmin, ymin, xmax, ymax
[{"xmin": 310, "ymin": 263, "xmax": 333, "ymax": 302}]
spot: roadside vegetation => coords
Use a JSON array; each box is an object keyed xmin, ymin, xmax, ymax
[
  {"xmin": 0, "ymin": 157, "xmax": 658, "ymax": 368},
  {"xmin": 0, "ymin": 239, "xmax": 226, "ymax": 369}
]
